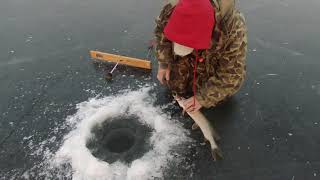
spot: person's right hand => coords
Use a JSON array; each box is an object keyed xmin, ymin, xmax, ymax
[{"xmin": 157, "ymin": 65, "xmax": 170, "ymax": 85}]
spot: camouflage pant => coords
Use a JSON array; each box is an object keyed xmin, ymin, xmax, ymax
[{"xmin": 167, "ymin": 56, "xmax": 209, "ymax": 98}]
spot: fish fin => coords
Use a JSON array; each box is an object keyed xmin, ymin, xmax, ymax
[
  {"xmin": 211, "ymin": 148, "xmax": 223, "ymax": 161},
  {"xmin": 212, "ymin": 128, "xmax": 221, "ymax": 142},
  {"xmin": 203, "ymin": 137, "xmax": 209, "ymax": 143},
  {"xmin": 181, "ymin": 109, "xmax": 186, "ymax": 116},
  {"xmin": 209, "ymin": 126, "xmax": 221, "ymax": 142},
  {"xmin": 191, "ymin": 123, "xmax": 199, "ymax": 130}
]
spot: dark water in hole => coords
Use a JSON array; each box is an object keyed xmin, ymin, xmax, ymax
[
  {"xmin": 105, "ymin": 128, "xmax": 135, "ymax": 153},
  {"xmin": 86, "ymin": 116, "xmax": 153, "ymax": 164}
]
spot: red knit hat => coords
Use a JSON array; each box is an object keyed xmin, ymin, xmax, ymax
[{"xmin": 164, "ymin": 0, "xmax": 215, "ymax": 50}]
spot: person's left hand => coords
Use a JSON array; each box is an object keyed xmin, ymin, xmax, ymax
[{"xmin": 183, "ymin": 96, "xmax": 202, "ymax": 113}]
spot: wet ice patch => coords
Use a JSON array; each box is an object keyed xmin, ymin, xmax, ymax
[
  {"xmin": 254, "ymin": 37, "xmax": 304, "ymax": 56},
  {"xmin": 0, "ymin": 57, "xmax": 35, "ymax": 67},
  {"xmin": 311, "ymin": 84, "xmax": 320, "ymax": 96},
  {"xmin": 24, "ymin": 87, "xmax": 189, "ymax": 179}
]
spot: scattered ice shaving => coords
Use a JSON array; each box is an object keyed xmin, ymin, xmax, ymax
[
  {"xmin": 24, "ymin": 87, "xmax": 190, "ymax": 179},
  {"xmin": 266, "ymin": 74, "xmax": 278, "ymax": 76}
]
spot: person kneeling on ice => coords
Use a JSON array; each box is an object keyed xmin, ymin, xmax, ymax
[{"xmin": 155, "ymin": 0, "xmax": 247, "ymax": 112}]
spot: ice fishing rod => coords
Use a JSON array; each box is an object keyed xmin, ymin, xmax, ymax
[
  {"xmin": 93, "ymin": 41, "xmax": 155, "ymax": 96},
  {"xmin": 105, "ymin": 61, "xmax": 119, "ymax": 80},
  {"xmin": 92, "ymin": 40, "xmax": 155, "ymax": 80}
]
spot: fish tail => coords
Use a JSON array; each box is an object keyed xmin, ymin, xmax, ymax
[{"xmin": 211, "ymin": 147, "xmax": 223, "ymax": 161}]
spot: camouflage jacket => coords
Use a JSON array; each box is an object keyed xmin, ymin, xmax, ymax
[{"xmin": 154, "ymin": 0, "xmax": 248, "ymax": 108}]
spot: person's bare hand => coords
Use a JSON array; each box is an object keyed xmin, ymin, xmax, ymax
[
  {"xmin": 183, "ymin": 96, "xmax": 202, "ymax": 113},
  {"xmin": 157, "ymin": 65, "xmax": 170, "ymax": 85}
]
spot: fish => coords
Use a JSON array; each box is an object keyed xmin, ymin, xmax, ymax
[{"xmin": 173, "ymin": 95, "xmax": 223, "ymax": 161}]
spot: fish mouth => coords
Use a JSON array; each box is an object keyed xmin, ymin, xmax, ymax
[{"xmin": 86, "ymin": 115, "xmax": 153, "ymax": 163}]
